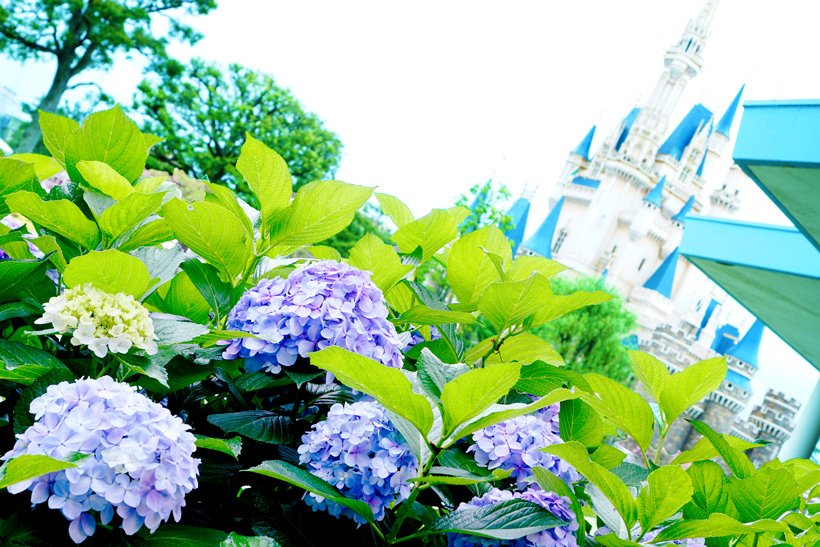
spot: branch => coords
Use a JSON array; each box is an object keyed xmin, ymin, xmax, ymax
[
  {"xmin": 69, "ymin": 43, "xmax": 98, "ymax": 76},
  {"xmin": 0, "ymin": 25, "xmax": 57, "ymax": 54},
  {"xmin": 66, "ymin": 81, "xmax": 104, "ymax": 93}
]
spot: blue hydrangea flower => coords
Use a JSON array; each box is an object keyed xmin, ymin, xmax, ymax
[
  {"xmin": 448, "ymin": 487, "xmax": 579, "ymax": 546},
  {"xmin": 2, "ymin": 377, "xmax": 200, "ymax": 544},
  {"xmin": 223, "ymin": 261, "xmax": 403, "ymax": 373},
  {"xmin": 468, "ymin": 404, "xmax": 579, "ymax": 488},
  {"xmin": 297, "ymin": 399, "xmax": 418, "ymax": 524},
  {"xmin": 402, "ymin": 326, "xmax": 442, "ymax": 351}
]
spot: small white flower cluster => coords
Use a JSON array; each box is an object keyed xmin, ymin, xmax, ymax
[{"xmin": 35, "ymin": 284, "xmax": 158, "ymax": 358}]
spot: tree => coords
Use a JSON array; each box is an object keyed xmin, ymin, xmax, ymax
[
  {"xmin": 534, "ymin": 276, "xmax": 637, "ymax": 384},
  {"xmin": 0, "ymin": 0, "xmax": 216, "ymax": 152},
  {"xmin": 134, "ymin": 59, "xmax": 343, "ymax": 200},
  {"xmin": 455, "ymin": 180, "xmax": 513, "ymax": 234}
]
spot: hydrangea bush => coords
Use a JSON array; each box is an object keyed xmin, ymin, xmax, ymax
[{"xmin": 0, "ymin": 107, "xmax": 815, "ymax": 546}]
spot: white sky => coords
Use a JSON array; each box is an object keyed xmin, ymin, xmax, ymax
[{"xmin": 1, "ymin": 0, "xmax": 818, "ymax": 449}]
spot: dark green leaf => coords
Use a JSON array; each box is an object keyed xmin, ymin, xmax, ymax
[
  {"xmin": 207, "ymin": 411, "xmax": 292, "ymax": 444},
  {"xmin": 432, "ymin": 498, "xmax": 568, "ymax": 540}
]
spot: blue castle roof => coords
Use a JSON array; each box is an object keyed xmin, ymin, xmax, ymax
[
  {"xmin": 643, "ymin": 176, "xmax": 666, "ymax": 207},
  {"xmin": 696, "ymin": 150, "xmax": 708, "ymax": 177},
  {"xmin": 727, "ymin": 319, "xmax": 764, "ymax": 368},
  {"xmin": 725, "ymin": 369, "xmax": 753, "ymax": 394},
  {"xmin": 504, "ymin": 197, "xmax": 531, "ymax": 254},
  {"xmin": 658, "ymin": 104, "xmax": 713, "ymax": 160},
  {"xmin": 672, "ymin": 195, "xmax": 695, "ymax": 224},
  {"xmin": 571, "ymin": 176, "xmax": 601, "ymax": 189},
  {"xmin": 523, "ymin": 196, "xmax": 564, "ymax": 259},
  {"xmin": 615, "ymin": 108, "xmax": 640, "ymax": 151},
  {"xmin": 642, "ymin": 247, "xmax": 680, "ymax": 298},
  {"xmin": 695, "ymin": 298, "xmax": 719, "ymax": 340},
  {"xmin": 712, "ymin": 323, "xmax": 740, "ymax": 354},
  {"xmin": 716, "ymin": 85, "xmax": 745, "ymax": 136},
  {"xmin": 572, "ymin": 126, "xmax": 596, "ymax": 161}
]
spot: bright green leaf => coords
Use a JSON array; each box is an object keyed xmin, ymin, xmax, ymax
[
  {"xmin": 392, "ymin": 209, "xmax": 458, "ymax": 262},
  {"xmin": 507, "ymin": 255, "xmax": 566, "ymax": 281},
  {"xmin": 180, "ymin": 260, "xmax": 236, "ymax": 324},
  {"xmin": 0, "ymin": 454, "xmax": 79, "ymax": 489},
  {"xmin": 5, "ymin": 191, "xmax": 100, "ymax": 249},
  {"xmin": 76, "ymin": 160, "xmax": 134, "ymax": 200},
  {"xmin": 376, "ymin": 192, "xmax": 414, "ymax": 228},
  {"xmin": 559, "ymin": 399, "xmax": 604, "ymax": 447},
  {"xmin": 441, "ymin": 362, "xmax": 521, "ymax": 436},
  {"xmin": 728, "ymin": 466, "xmax": 801, "ymax": 522},
  {"xmin": 628, "ymin": 350, "xmax": 669, "ymax": 404},
  {"xmin": 447, "ymin": 226, "xmax": 511, "ymax": 306},
  {"xmin": 120, "ymin": 218, "xmax": 175, "ymax": 252},
  {"xmin": 685, "ymin": 460, "xmax": 730, "ymax": 519},
  {"xmin": 514, "ymin": 362, "xmax": 592, "ymax": 396},
  {"xmin": 490, "ymin": 333, "xmax": 564, "ymax": 366},
  {"xmin": 7, "ymin": 153, "xmax": 61, "ymax": 181},
  {"xmin": 348, "ymin": 233, "xmax": 412, "ymax": 291},
  {"xmin": 636, "ymin": 465, "xmax": 693, "ymax": 534},
  {"xmin": 416, "ymin": 348, "xmax": 469, "ymax": 403},
  {"xmin": 659, "ymin": 357, "xmax": 727, "ymax": 426},
  {"xmin": 38, "ymin": 111, "xmax": 80, "ymax": 167},
  {"xmin": 582, "ymin": 373, "xmax": 655, "ymax": 452},
  {"xmin": 671, "ymin": 433, "xmax": 762, "ymax": 466},
  {"xmin": 310, "ymin": 346, "xmax": 433, "ymax": 436},
  {"xmin": 398, "ymin": 305, "xmax": 477, "ymax": 325},
  {"xmin": 64, "ymin": 250, "xmax": 152, "ymax": 298},
  {"xmin": 478, "ymin": 274, "xmax": 551, "ymax": 332},
  {"xmin": 653, "ymin": 513, "xmax": 788, "ymax": 542},
  {"xmin": 236, "ymin": 134, "xmax": 292, "ymax": 226},
  {"xmin": 531, "ymin": 290, "xmax": 612, "ymax": 326},
  {"xmin": 0, "ymin": 158, "xmax": 41, "ymax": 199},
  {"xmin": 98, "ymin": 191, "xmax": 165, "ymax": 241},
  {"xmin": 689, "ymin": 420, "xmax": 755, "ymax": 479}
]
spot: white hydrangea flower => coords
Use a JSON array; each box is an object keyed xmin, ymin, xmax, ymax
[{"xmin": 35, "ymin": 284, "xmax": 158, "ymax": 358}]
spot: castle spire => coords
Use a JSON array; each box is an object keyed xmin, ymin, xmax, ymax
[
  {"xmin": 643, "ymin": 176, "xmax": 666, "ymax": 208},
  {"xmin": 571, "ymin": 126, "xmax": 596, "ymax": 161},
  {"xmin": 621, "ymin": 0, "xmax": 720, "ymax": 165},
  {"xmin": 727, "ymin": 319, "xmax": 764, "ymax": 368},
  {"xmin": 642, "ymin": 247, "xmax": 680, "ymax": 298},
  {"xmin": 672, "ymin": 195, "xmax": 696, "ymax": 224},
  {"xmin": 716, "ymin": 84, "xmax": 745, "ymax": 136},
  {"xmin": 522, "ymin": 197, "xmax": 564, "ymax": 259},
  {"xmin": 504, "ymin": 195, "xmax": 532, "ymax": 255}
]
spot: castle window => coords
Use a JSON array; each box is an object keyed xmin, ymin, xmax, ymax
[
  {"xmin": 638, "ymin": 258, "xmax": 646, "ymax": 271},
  {"xmin": 552, "ymin": 228, "xmax": 568, "ymax": 254}
]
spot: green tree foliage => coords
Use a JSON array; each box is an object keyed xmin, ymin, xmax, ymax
[
  {"xmin": 534, "ymin": 276, "xmax": 636, "ymax": 385},
  {"xmin": 0, "ymin": 0, "xmax": 216, "ymax": 152},
  {"xmin": 134, "ymin": 59, "xmax": 343, "ymax": 199},
  {"xmin": 455, "ymin": 180, "xmax": 513, "ymax": 235}
]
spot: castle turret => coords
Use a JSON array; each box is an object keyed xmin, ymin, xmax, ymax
[
  {"xmin": 521, "ymin": 197, "xmax": 565, "ymax": 259},
  {"xmin": 561, "ymin": 126, "xmax": 597, "ymax": 181},
  {"xmin": 505, "ymin": 194, "xmax": 532, "ymax": 255},
  {"xmin": 747, "ymin": 390, "xmax": 801, "ymax": 466}
]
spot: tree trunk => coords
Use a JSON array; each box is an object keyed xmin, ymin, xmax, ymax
[{"xmin": 17, "ymin": 56, "xmax": 74, "ymax": 153}]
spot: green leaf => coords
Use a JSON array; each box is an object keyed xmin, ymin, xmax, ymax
[
  {"xmin": 506, "ymin": 255, "xmax": 566, "ymax": 281},
  {"xmin": 236, "ymin": 134, "xmax": 292, "ymax": 226},
  {"xmin": 689, "ymin": 419, "xmax": 755, "ymax": 479},
  {"xmin": 0, "ymin": 158, "xmax": 41, "ymax": 199},
  {"xmin": 582, "ymin": 373, "xmax": 655, "ymax": 452},
  {"xmin": 64, "ymin": 249, "xmax": 152, "ymax": 298},
  {"xmin": 413, "ymin": 466, "xmax": 511, "ymax": 486},
  {"xmin": 441, "ymin": 362, "xmax": 521, "ymax": 436},
  {"xmin": 162, "ymin": 199, "xmax": 253, "ymax": 283},
  {"xmin": 636, "ymin": 465, "xmax": 693, "ymax": 535},
  {"xmin": 154, "ymin": 272, "xmax": 212, "ymax": 323},
  {"xmin": 5, "ymin": 191, "xmax": 100, "ymax": 249},
  {"xmin": 446, "ymin": 226, "xmax": 511, "ymax": 306},
  {"xmin": 542, "ymin": 441, "xmax": 637, "ymax": 528},
  {"xmin": 246, "ymin": 460, "xmax": 374, "ymax": 523},
  {"xmin": 310, "ymin": 346, "xmax": 433, "ymax": 435},
  {"xmin": 685, "ymin": 460, "xmax": 730, "ymax": 519},
  {"xmin": 30, "ymin": 236, "xmax": 67, "ymax": 271},
  {"xmin": 514, "ymin": 362, "xmax": 592, "ymax": 396},
  {"xmin": 653, "ymin": 513, "xmax": 788, "ymax": 542},
  {"xmin": 0, "ymin": 340, "xmax": 69, "ymax": 385},
  {"xmin": 137, "ymin": 524, "xmax": 230, "ymax": 545},
  {"xmin": 532, "ymin": 467, "xmax": 586, "ymax": 547},
  {"xmin": 610, "ymin": 463, "xmax": 650, "ymax": 487},
  {"xmin": 559, "ymin": 399, "xmax": 603, "ymax": 447},
  {"xmin": 98, "ymin": 192, "xmax": 164, "ymax": 241},
  {"xmin": 728, "ymin": 466, "xmax": 801, "ymax": 522},
  {"xmin": 416, "ymin": 348, "xmax": 469, "ymax": 403},
  {"xmin": 347, "ymin": 233, "xmax": 412, "ymax": 291},
  {"xmin": 270, "ymin": 180, "xmax": 373, "ymax": 246},
  {"xmin": 392, "ymin": 209, "xmax": 458, "ymax": 262},
  {"xmin": 221, "ymin": 532, "xmax": 281, "ymax": 547},
  {"xmin": 180, "ymin": 260, "xmax": 236, "ymax": 323},
  {"xmin": 7, "ymin": 153, "xmax": 62, "ymax": 180},
  {"xmin": 131, "ymin": 246, "xmax": 185, "ymax": 293},
  {"xmin": 432, "ymin": 498, "xmax": 568, "ymax": 540},
  {"xmin": 530, "ymin": 289, "xmax": 612, "ymax": 326},
  {"xmin": 0, "ymin": 454, "xmax": 79, "ymax": 489},
  {"xmin": 490, "ymin": 333, "xmax": 564, "ymax": 366},
  {"xmin": 207, "ymin": 412, "xmax": 291, "ymax": 444},
  {"xmin": 670, "ymin": 433, "xmax": 762, "ymax": 466},
  {"xmin": 398, "ymin": 305, "xmax": 477, "ymax": 325},
  {"xmin": 0, "ymin": 256, "xmax": 52, "ymax": 303},
  {"xmin": 454, "ymin": 388, "xmax": 579, "ymax": 441},
  {"xmin": 152, "ymin": 315, "xmax": 210, "ymax": 345},
  {"xmin": 659, "ymin": 357, "xmax": 727, "ymax": 425},
  {"xmin": 38, "ymin": 111, "xmax": 80, "ymax": 167},
  {"xmin": 375, "ymin": 192, "xmax": 414, "ymax": 228},
  {"xmin": 305, "ymin": 245, "xmax": 341, "ymax": 261},
  {"xmin": 65, "ymin": 105, "xmax": 148, "ymax": 183},
  {"xmin": 590, "ymin": 444, "xmax": 628, "ymax": 469},
  {"xmin": 0, "ymin": 301, "xmax": 41, "ymax": 322},
  {"xmin": 478, "ymin": 274, "xmax": 551, "ymax": 331},
  {"xmin": 204, "ymin": 183, "xmax": 254, "ymax": 237},
  {"xmin": 120, "ymin": 219, "xmax": 175, "ymax": 252},
  {"xmin": 76, "ymin": 160, "xmax": 134, "ymax": 200},
  {"xmin": 628, "ymin": 350, "xmax": 669, "ymax": 404}
]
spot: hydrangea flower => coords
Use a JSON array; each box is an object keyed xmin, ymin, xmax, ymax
[
  {"xmin": 402, "ymin": 326, "xmax": 441, "ymax": 350},
  {"xmin": 2, "ymin": 377, "xmax": 200, "ymax": 543},
  {"xmin": 34, "ymin": 284, "xmax": 158, "ymax": 358},
  {"xmin": 297, "ymin": 399, "xmax": 418, "ymax": 524},
  {"xmin": 223, "ymin": 261, "xmax": 403, "ymax": 373},
  {"xmin": 42, "ymin": 170, "xmax": 70, "ymax": 193},
  {"xmin": 468, "ymin": 404, "xmax": 579, "ymax": 488},
  {"xmin": 448, "ymin": 487, "xmax": 579, "ymax": 546},
  {"xmin": 1, "ymin": 213, "xmax": 45, "ymax": 259}
]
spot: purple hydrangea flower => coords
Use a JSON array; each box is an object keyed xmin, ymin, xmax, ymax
[
  {"xmin": 402, "ymin": 326, "xmax": 442, "ymax": 351},
  {"xmin": 468, "ymin": 404, "xmax": 579, "ymax": 489},
  {"xmin": 448, "ymin": 487, "xmax": 579, "ymax": 546},
  {"xmin": 223, "ymin": 261, "xmax": 403, "ymax": 373},
  {"xmin": 2, "ymin": 377, "xmax": 200, "ymax": 544},
  {"xmin": 297, "ymin": 399, "xmax": 418, "ymax": 524}
]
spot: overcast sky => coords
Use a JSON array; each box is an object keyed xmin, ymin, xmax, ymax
[{"xmin": 1, "ymin": 0, "xmax": 818, "ymax": 448}]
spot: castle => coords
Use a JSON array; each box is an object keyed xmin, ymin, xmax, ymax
[{"xmin": 506, "ymin": 0, "xmax": 799, "ymax": 462}]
